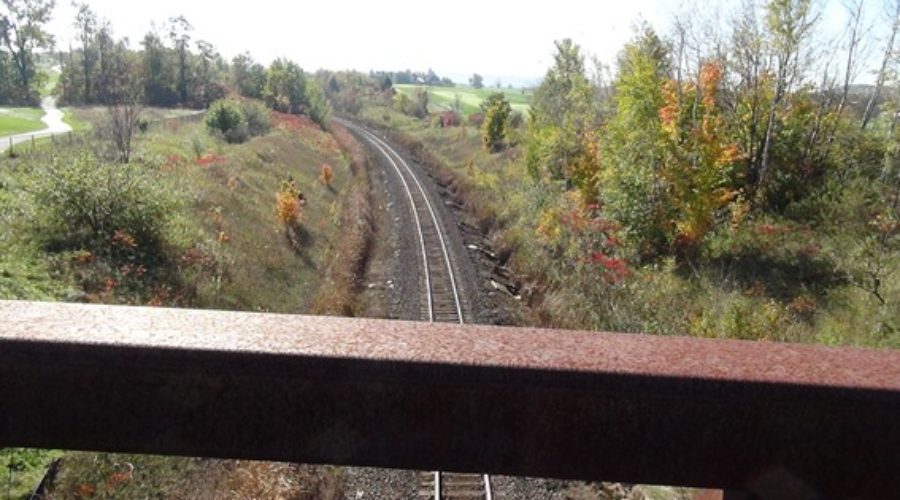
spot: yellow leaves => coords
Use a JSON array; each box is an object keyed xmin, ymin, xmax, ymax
[
  {"xmin": 659, "ymin": 80, "xmax": 679, "ymax": 138},
  {"xmin": 536, "ymin": 206, "xmax": 564, "ymax": 245},
  {"xmin": 717, "ymin": 188, "xmax": 740, "ymax": 206},
  {"xmin": 275, "ymin": 180, "xmax": 302, "ymax": 226},
  {"xmin": 275, "ymin": 191, "xmax": 300, "ymax": 226},
  {"xmin": 654, "ymin": 61, "xmax": 744, "ymax": 253}
]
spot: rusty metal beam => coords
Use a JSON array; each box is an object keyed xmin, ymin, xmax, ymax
[{"xmin": 1, "ymin": 300, "xmax": 898, "ymax": 497}]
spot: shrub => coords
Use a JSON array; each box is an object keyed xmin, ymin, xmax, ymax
[
  {"xmin": 30, "ymin": 151, "xmax": 174, "ymax": 259},
  {"xmin": 440, "ymin": 111, "xmax": 461, "ymax": 127},
  {"xmin": 481, "ymin": 93, "xmax": 512, "ymax": 151},
  {"xmin": 275, "ymin": 181, "xmax": 302, "ymax": 226},
  {"xmin": 205, "ymin": 99, "xmax": 248, "ymax": 144},
  {"xmin": 321, "ymin": 163, "xmax": 334, "ymax": 187},
  {"xmin": 190, "ymin": 135, "xmax": 205, "ymax": 160},
  {"xmin": 239, "ymin": 99, "xmax": 272, "ymax": 137},
  {"xmin": 467, "ymin": 113, "xmax": 484, "ymax": 127}
]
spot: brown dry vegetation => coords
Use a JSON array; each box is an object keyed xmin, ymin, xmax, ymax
[{"xmin": 48, "ymin": 454, "xmax": 343, "ymax": 500}]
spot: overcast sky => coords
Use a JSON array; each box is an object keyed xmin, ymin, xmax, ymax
[{"xmin": 46, "ymin": 0, "xmax": 890, "ymax": 86}]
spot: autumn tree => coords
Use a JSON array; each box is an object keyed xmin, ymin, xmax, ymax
[{"xmin": 658, "ymin": 62, "xmax": 742, "ymax": 258}]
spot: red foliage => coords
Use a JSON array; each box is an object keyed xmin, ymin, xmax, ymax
[
  {"xmin": 163, "ymin": 154, "xmax": 186, "ymax": 171},
  {"xmin": 195, "ymin": 153, "xmax": 227, "ymax": 167},
  {"xmin": 590, "ymin": 253, "xmax": 631, "ymax": 284},
  {"xmin": 272, "ymin": 112, "xmax": 316, "ymax": 131},
  {"xmin": 180, "ymin": 247, "xmax": 216, "ymax": 270},
  {"xmin": 440, "ymin": 111, "xmax": 461, "ymax": 127},
  {"xmin": 111, "ymin": 229, "xmax": 137, "ymax": 250}
]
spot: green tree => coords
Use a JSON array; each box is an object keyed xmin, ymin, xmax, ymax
[
  {"xmin": 757, "ymin": 0, "xmax": 817, "ymax": 191},
  {"xmin": 305, "ymin": 78, "xmax": 331, "ymax": 127},
  {"xmin": 469, "ymin": 73, "xmax": 483, "ymax": 89},
  {"xmin": 0, "ymin": 0, "xmax": 56, "ymax": 105},
  {"xmin": 600, "ymin": 28, "xmax": 671, "ymax": 256},
  {"xmin": 141, "ymin": 30, "xmax": 177, "ymax": 106},
  {"xmin": 72, "ymin": 1, "xmax": 97, "ymax": 102},
  {"xmin": 481, "ymin": 92, "xmax": 511, "ymax": 151},
  {"xmin": 264, "ymin": 58, "xmax": 307, "ymax": 114},
  {"xmin": 231, "ymin": 52, "xmax": 266, "ymax": 99},
  {"xmin": 526, "ymin": 39, "xmax": 599, "ymax": 192},
  {"xmin": 206, "ymin": 99, "xmax": 247, "ymax": 143},
  {"xmin": 166, "ymin": 15, "xmax": 192, "ymax": 105}
]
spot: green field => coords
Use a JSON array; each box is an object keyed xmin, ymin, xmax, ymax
[
  {"xmin": 394, "ymin": 84, "xmax": 532, "ymax": 116},
  {"xmin": 0, "ymin": 107, "xmax": 46, "ymax": 136}
]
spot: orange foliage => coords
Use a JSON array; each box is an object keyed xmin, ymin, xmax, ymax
[
  {"xmin": 321, "ymin": 163, "xmax": 334, "ymax": 186},
  {"xmin": 196, "ymin": 153, "xmax": 227, "ymax": 167},
  {"xmin": 699, "ymin": 62, "xmax": 722, "ymax": 108},
  {"xmin": 275, "ymin": 184, "xmax": 301, "ymax": 226},
  {"xmin": 111, "ymin": 229, "xmax": 137, "ymax": 250},
  {"xmin": 658, "ymin": 60, "xmax": 743, "ymax": 252},
  {"xmin": 272, "ymin": 112, "xmax": 316, "ymax": 131}
]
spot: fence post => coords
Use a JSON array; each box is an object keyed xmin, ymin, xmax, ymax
[
  {"xmin": 7, "ymin": 137, "xmax": 12, "ymax": 157},
  {"xmin": 31, "ymin": 135, "xmax": 35, "ymax": 150}
]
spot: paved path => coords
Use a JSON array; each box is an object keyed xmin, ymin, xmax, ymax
[{"xmin": 0, "ymin": 96, "xmax": 73, "ymax": 152}]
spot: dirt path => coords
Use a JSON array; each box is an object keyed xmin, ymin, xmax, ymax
[{"xmin": 0, "ymin": 96, "xmax": 72, "ymax": 152}]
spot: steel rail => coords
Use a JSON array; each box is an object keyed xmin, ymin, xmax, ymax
[
  {"xmin": 347, "ymin": 121, "xmax": 464, "ymax": 324},
  {"xmin": 348, "ymin": 122, "xmax": 434, "ymax": 321},
  {"xmin": 342, "ymin": 121, "xmax": 486, "ymax": 499}
]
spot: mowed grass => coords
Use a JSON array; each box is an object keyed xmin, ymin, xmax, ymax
[
  {"xmin": 394, "ymin": 84, "xmax": 532, "ymax": 115},
  {"xmin": 0, "ymin": 107, "xmax": 46, "ymax": 136},
  {"xmin": 67, "ymin": 106, "xmax": 200, "ymax": 129}
]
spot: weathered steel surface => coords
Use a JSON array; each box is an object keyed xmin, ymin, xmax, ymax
[{"xmin": 1, "ymin": 300, "xmax": 898, "ymax": 497}]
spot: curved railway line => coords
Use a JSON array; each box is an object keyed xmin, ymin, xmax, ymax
[{"xmin": 339, "ymin": 119, "xmax": 492, "ymax": 500}]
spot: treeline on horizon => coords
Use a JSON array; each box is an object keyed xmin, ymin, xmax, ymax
[{"xmin": 0, "ymin": 0, "xmax": 452, "ymax": 125}]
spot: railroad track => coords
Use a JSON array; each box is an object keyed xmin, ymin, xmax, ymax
[{"xmin": 341, "ymin": 120, "xmax": 492, "ymax": 500}]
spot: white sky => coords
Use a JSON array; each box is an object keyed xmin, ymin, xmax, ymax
[{"xmin": 46, "ymin": 0, "xmax": 891, "ymax": 85}]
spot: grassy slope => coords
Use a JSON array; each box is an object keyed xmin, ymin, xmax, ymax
[
  {"xmin": 359, "ymin": 103, "xmax": 899, "ymax": 349},
  {"xmin": 394, "ymin": 84, "xmax": 532, "ymax": 115},
  {"xmin": 146, "ymin": 118, "xmax": 351, "ymax": 312},
  {"xmin": 0, "ymin": 111, "xmax": 361, "ymax": 497},
  {"xmin": 0, "ymin": 107, "xmax": 46, "ymax": 136}
]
